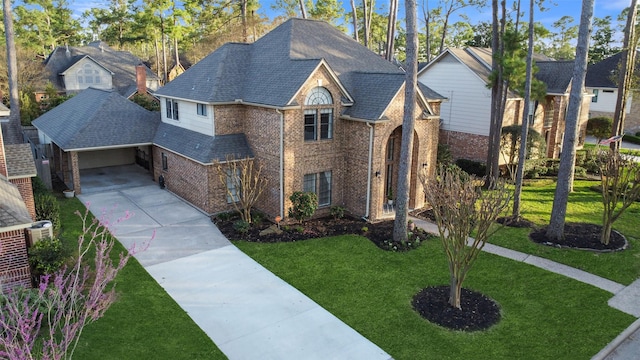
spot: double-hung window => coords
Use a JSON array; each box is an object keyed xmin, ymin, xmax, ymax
[
  {"xmin": 226, "ymin": 168, "xmax": 240, "ymax": 203},
  {"xmin": 592, "ymin": 89, "xmax": 599, "ymax": 103},
  {"xmin": 166, "ymin": 99, "xmax": 179, "ymax": 120},
  {"xmin": 197, "ymin": 103, "xmax": 207, "ymax": 116},
  {"xmin": 303, "ymin": 87, "xmax": 333, "ymax": 141},
  {"xmin": 303, "ymin": 171, "xmax": 332, "ymax": 207}
]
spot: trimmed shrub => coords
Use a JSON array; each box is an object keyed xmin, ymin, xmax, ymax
[
  {"xmin": 586, "ymin": 116, "xmax": 613, "ymax": 143},
  {"xmin": 35, "ymin": 193, "xmax": 60, "ymax": 231},
  {"xmin": 288, "ymin": 191, "xmax": 318, "ymax": 223},
  {"xmin": 330, "ymin": 206, "xmax": 345, "ymax": 220},
  {"xmin": 28, "ymin": 238, "xmax": 65, "ymax": 276},
  {"xmin": 623, "ymin": 134, "xmax": 640, "ymax": 145},
  {"xmin": 233, "ymin": 219, "xmax": 250, "ymax": 233},
  {"xmin": 31, "ymin": 176, "xmax": 49, "ymax": 196}
]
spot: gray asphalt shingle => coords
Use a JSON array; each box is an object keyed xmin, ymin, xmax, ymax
[
  {"xmin": 156, "ymin": 18, "xmax": 443, "ymax": 121},
  {"xmin": 32, "ymin": 88, "xmax": 159, "ymax": 150},
  {"xmin": 0, "ymin": 179, "xmax": 32, "ymax": 228}
]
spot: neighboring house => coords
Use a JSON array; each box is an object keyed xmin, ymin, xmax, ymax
[
  {"xmin": 32, "ymin": 88, "xmax": 160, "ymax": 194},
  {"xmin": 42, "ymin": 41, "xmax": 162, "ymax": 99},
  {"xmin": 418, "ymin": 47, "xmax": 591, "ymax": 162},
  {"xmin": 0, "ymin": 102, "xmax": 9, "ymax": 119},
  {"xmin": 586, "ymin": 51, "xmax": 640, "ymax": 134},
  {"xmin": 0, "ymin": 114, "xmax": 37, "ymax": 291},
  {"xmin": 33, "ymin": 19, "xmax": 445, "ymax": 222}
]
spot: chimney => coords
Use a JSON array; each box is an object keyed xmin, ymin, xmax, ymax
[{"xmin": 136, "ymin": 65, "xmax": 147, "ymax": 95}]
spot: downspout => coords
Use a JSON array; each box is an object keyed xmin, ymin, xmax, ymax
[
  {"xmin": 276, "ymin": 109, "xmax": 284, "ymax": 218},
  {"xmin": 364, "ymin": 121, "xmax": 374, "ymax": 220}
]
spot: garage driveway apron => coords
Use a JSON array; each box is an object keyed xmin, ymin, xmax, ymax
[{"xmin": 79, "ymin": 184, "xmax": 391, "ymax": 360}]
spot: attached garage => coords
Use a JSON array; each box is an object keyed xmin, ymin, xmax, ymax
[{"xmin": 32, "ymin": 88, "xmax": 159, "ymax": 194}]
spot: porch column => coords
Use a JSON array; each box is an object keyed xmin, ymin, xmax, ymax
[{"xmin": 70, "ymin": 151, "xmax": 81, "ymax": 194}]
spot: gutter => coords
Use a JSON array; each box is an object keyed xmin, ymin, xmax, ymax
[{"xmin": 64, "ymin": 142, "xmax": 154, "ymax": 152}]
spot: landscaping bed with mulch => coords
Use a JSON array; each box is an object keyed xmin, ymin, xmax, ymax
[
  {"xmin": 412, "ymin": 286, "xmax": 501, "ymax": 332},
  {"xmin": 213, "ymin": 213, "xmax": 433, "ymax": 252},
  {"xmin": 529, "ymin": 223, "xmax": 628, "ymax": 252}
]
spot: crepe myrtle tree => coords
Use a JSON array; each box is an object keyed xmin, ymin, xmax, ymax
[
  {"xmin": 214, "ymin": 155, "xmax": 268, "ymax": 224},
  {"xmin": 0, "ymin": 207, "xmax": 150, "ymax": 360},
  {"xmin": 598, "ymin": 149, "xmax": 640, "ymax": 244},
  {"xmin": 420, "ymin": 165, "xmax": 511, "ymax": 309}
]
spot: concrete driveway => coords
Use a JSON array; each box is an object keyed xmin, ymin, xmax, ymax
[{"xmin": 78, "ymin": 175, "xmax": 391, "ymax": 360}]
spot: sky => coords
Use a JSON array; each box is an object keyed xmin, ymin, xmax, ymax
[{"xmin": 64, "ymin": 0, "xmax": 633, "ymax": 37}]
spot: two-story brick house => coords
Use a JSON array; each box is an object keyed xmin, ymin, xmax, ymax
[{"xmin": 153, "ymin": 18, "xmax": 444, "ymax": 222}]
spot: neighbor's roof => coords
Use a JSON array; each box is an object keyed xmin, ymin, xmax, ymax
[
  {"xmin": 585, "ymin": 51, "xmax": 640, "ymax": 88},
  {"xmin": 32, "ymin": 88, "xmax": 160, "ymax": 151},
  {"xmin": 44, "ymin": 44, "xmax": 160, "ymax": 96},
  {"xmin": 5, "ymin": 144, "xmax": 37, "ymax": 179},
  {"xmin": 153, "ymin": 123, "xmax": 253, "ymax": 164},
  {"xmin": 535, "ymin": 61, "xmax": 575, "ymax": 94},
  {"xmin": 0, "ymin": 179, "xmax": 32, "ymax": 229},
  {"xmin": 155, "ymin": 18, "xmax": 445, "ymax": 121}
]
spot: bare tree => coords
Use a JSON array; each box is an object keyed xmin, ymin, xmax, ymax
[
  {"xmin": 598, "ymin": 150, "xmax": 640, "ymax": 244},
  {"xmin": 611, "ymin": 0, "xmax": 638, "ymax": 152},
  {"xmin": 2, "ymin": 0, "xmax": 22, "ymax": 143},
  {"xmin": 299, "ymin": 0, "xmax": 308, "ymax": 18},
  {"xmin": 421, "ymin": 165, "xmax": 511, "ymax": 309},
  {"xmin": 546, "ymin": 0, "xmax": 594, "ymax": 241},
  {"xmin": 385, "ymin": 0, "xmax": 399, "ymax": 61},
  {"xmin": 393, "ymin": 0, "xmax": 418, "ymax": 242},
  {"xmin": 214, "ymin": 155, "xmax": 268, "ymax": 224},
  {"xmin": 437, "ymin": 0, "xmax": 483, "ymax": 55}
]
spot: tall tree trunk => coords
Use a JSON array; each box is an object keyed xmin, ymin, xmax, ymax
[
  {"xmin": 363, "ymin": 0, "xmax": 370, "ymax": 47},
  {"xmin": 449, "ymin": 274, "xmax": 462, "ymax": 309},
  {"xmin": 240, "ymin": 0, "xmax": 248, "ymax": 42},
  {"xmin": 392, "ymin": 0, "xmax": 418, "ymax": 243},
  {"xmin": 485, "ymin": 0, "xmax": 506, "ymax": 189},
  {"xmin": 161, "ymin": 17, "xmax": 168, "ymax": 83},
  {"xmin": 386, "ymin": 0, "xmax": 398, "ymax": 61},
  {"xmin": 611, "ymin": 0, "xmax": 638, "ymax": 152},
  {"xmin": 350, "ymin": 0, "xmax": 359, "ymax": 42},
  {"xmin": 3, "ymin": 0, "xmax": 22, "ymax": 144},
  {"xmin": 299, "ymin": 0, "xmax": 308, "ymax": 18},
  {"xmin": 154, "ymin": 37, "xmax": 161, "ymax": 79},
  {"xmin": 546, "ymin": 0, "xmax": 594, "ymax": 241},
  {"xmin": 423, "ymin": 0, "xmax": 430, "ymax": 61},
  {"xmin": 513, "ymin": 0, "xmax": 535, "ymax": 218}
]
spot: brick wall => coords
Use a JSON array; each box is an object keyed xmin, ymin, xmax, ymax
[
  {"xmin": 441, "ymin": 129, "xmax": 489, "ymax": 162},
  {"xmin": 0, "ymin": 229, "xmax": 31, "ymax": 291},
  {"xmin": 9, "ymin": 177, "xmax": 36, "ymax": 220},
  {"xmin": 0, "ymin": 128, "xmax": 7, "ymax": 178}
]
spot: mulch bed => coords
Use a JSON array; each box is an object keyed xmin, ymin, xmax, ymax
[
  {"xmin": 529, "ymin": 223, "xmax": 628, "ymax": 252},
  {"xmin": 412, "ymin": 286, "xmax": 501, "ymax": 331},
  {"xmin": 213, "ymin": 214, "xmax": 433, "ymax": 252}
]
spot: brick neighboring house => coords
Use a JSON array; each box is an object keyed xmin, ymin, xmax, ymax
[
  {"xmin": 33, "ymin": 19, "xmax": 444, "ymax": 222},
  {"xmin": 586, "ymin": 51, "xmax": 640, "ymax": 134},
  {"xmin": 42, "ymin": 41, "xmax": 162, "ymax": 99},
  {"xmin": 418, "ymin": 47, "xmax": 591, "ymax": 162},
  {"xmin": 1, "ymin": 118, "xmax": 38, "ymax": 290}
]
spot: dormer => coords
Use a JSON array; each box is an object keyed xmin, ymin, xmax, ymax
[{"xmin": 59, "ymin": 56, "xmax": 114, "ymax": 92}]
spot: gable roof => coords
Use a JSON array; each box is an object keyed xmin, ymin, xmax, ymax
[
  {"xmin": 5, "ymin": 144, "xmax": 37, "ymax": 179},
  {"xmin": 156, "ymin": 18, "xmax": 444, "ymax": 121},
  {"xmin": 44, "ymin": 45, "xmax": 160, "ymax": 96},
  {"xmin": 154, "ymin": 123, "xmax": 253, "ymax": 164},
  {"xmin": 0, "ymin": 179, "xmax": 32, "ymax": 229},
  {"xmin": 534, "ymin": 61, "xmax": 574, "ymax": 94},
  {"xmin": 585, "ymin": 51, "xmax": 640, "ymax": 88},
  {"xmin": 32, "ymin": 88, "xmax": 160, "ymax": 151}
]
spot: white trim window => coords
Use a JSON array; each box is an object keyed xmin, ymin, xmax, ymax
[
  {"xmin": 303, "ymin": 86, "xmax": 333, "ymax": 141},
  {"xmin": 197, "ymin": 103, "xmax": 207, "ymax": 116},
  {"xmin": 303, "ymin": 171, "xmax": 332, "ymax": 206},
  {"xmin": 166, "ymin": 99, "xmax": 179, "ymax": 120},
  {"xmin": 592, "ymin": 89, "xmax": 599, "ymax": 103}
]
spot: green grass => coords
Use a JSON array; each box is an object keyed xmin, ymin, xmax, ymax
[
  {"xmin": 495, "ymin": 180, "xmax": 640, "ymax": 285},
  {"xmin": 583, "ymin": 142, "xmax": 640, "ymax": 156},
  {"xmin": 55, "ymin": 196, "xmax": 226, "ymax": 359},
  {"xmin": 234, "ymin": 236, "xmax": 636, "ymax": 360}
]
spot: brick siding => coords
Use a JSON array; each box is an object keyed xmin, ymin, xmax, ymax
[
  {"xmin": 0, "ymin": 229, "xmax": 31, "ymax": 291},
  {"xmin": 9, "ymin": 177, "xmax": 36, "ymax": 220}
]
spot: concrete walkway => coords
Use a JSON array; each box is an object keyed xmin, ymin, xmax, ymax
[{"xmin": 79, "ymin": 184, "xmax": 391, "ymax": 360}]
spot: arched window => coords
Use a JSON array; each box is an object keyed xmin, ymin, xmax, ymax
[{"xmin": 304, "ymin": 86, "xmax": 333, "ymax": 141}]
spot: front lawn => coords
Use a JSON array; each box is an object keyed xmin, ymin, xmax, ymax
[
  {"xmin": 56, "ymin": 197, "xmax": 226, "ymax": 359},
  {"xmin": 490, "ymin": 180, "xmax": 640, "ymax": 285},
  {"xmin": 234, "ymin": 236, "xmax": 635, "ymax": 360}
]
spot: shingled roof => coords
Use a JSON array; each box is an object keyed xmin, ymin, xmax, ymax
[
  {"xmin": 32, "ymin": 88, "xmax": 160, "ymax": 151},
  {"xmin": 44, "ymin": 44, "xmax": 160, "ymax": 96},
  {"xmin": 534, "ymin": 61, "xmax": 574, "ymax": 94},
  {"xmin": 585, "ymin": 51, "xmax": 640, "ymax": 89},
  {"xmin": 0, "ymin": 179, "xmax": 32, "ymax": 229},
  {"xmin": 154, "ymin": 123, "xmax": 253, "ymax": 164},
  {"xmin": 155, "ymin": 18, "xmax": 445, "ymax": 121},
  {"xmin": 5, "ymin": 144, "xmax": 37, "ymax": 179}
]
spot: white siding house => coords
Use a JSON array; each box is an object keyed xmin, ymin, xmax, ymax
[
  {"xmin": 60, "ymin": 58, "xmax": 114, "ymax": 92},
  {"xmin": 160, "ymin": 98, "xmax": 215, "ymax": 136}
]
